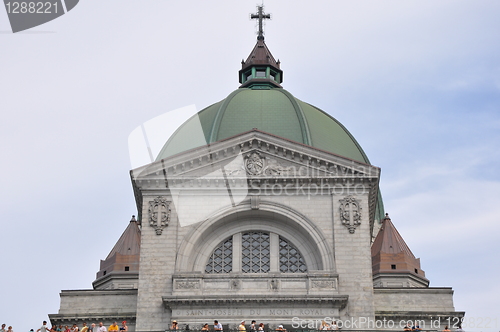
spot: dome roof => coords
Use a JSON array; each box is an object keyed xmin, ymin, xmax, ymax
[
  {"xmin": 156, "ymin": 87, "xmax": 370, "ymax": 164},
  {"xmin": 154, "ymin": 31, "xmax": 385, "ymax": 224}
]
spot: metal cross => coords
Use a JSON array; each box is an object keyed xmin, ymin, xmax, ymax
[{"xmin": 251, "ymin": 5, "xmax": 271, "ymax": 40}]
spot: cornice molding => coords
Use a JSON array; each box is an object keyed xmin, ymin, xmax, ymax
[{"xmin": 162, "ymin": 294, "xmax": 348, "ymax": 309}]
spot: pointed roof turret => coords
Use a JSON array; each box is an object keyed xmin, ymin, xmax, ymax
[
  {"xmin": 105, "ymin": 215, "xmax": 141, "ymax": 259},
  {"xmin": 239, "ymin": 5, "xmax": 283, "ymax": 88},
  {"xmin": 93, "ymin": 216, "xmax": 141, "ymax": 290},
  {"xmin": 371, "ymin": 213, "xmax": 429, "ymax": 287},
  {"xmin": 371, "ymin": 213, "xmax": 416, "ymax": 258}
]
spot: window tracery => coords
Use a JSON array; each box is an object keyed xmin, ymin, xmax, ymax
[
  {"xmin": 205, "ymin": 237, "xmax": 233, "ymax": 273},
  {"xmin": 279, "ymin": 236, "xmax": 307, "ymax": 273},
  {"xmin": 205, "ymin": 231, "xmax": 307, "ymax": 274},
  {"xmin": 242, "ymin": 231, "xmax": 271, "ymax": 273}
]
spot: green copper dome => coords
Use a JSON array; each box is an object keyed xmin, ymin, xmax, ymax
[
  {"xmin": 155, "ymin": 32, "xmax": 385, "ymax": 223},
  {"xmin": 156, "ymin": 87, "xmax": 370, "ymax": 164}
]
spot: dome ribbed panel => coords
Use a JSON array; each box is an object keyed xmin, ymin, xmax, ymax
[
  {"xmin": 216, "ymin": 89, "xmax": 304, "ymax": 144},
  {"xmin": 156, "ymin": 88, "xmax": 373, "ymax": 170},
  {"xmin": 157, "ymin": 101, "xmax": 223, "ymax": 159},
  {"xmin": 297, "ymin": 100, "xmax": 368, "ymax": 163}
]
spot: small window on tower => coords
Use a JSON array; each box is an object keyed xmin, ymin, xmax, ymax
[
  {"xmin": 391, "ymin": 264, "xmax": 396, "ymax": 270},
  {"xmin": 256, "ymin": 71, "xmax": 266, "ymax": 78},
  {"xmin": 103, "ymin": 270, "xmax": 107, "ymax": 276},
  {"xmin": 415, "ymin": 268, "xmax": 418, "ymax": 274},
  {"xmin": 125, "ymin": 266, "xmax": 130, "ymax": 271}
]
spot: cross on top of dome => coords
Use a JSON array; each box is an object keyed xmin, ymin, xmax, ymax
[
  {"xmin": 251, "ymin": 5, "xmax": 271, "ymax": 41},
  {"xmin": 240, "ymin": 5, "xmax": 282, "ymax": 88}
]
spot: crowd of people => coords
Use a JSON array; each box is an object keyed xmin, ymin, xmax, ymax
[
  {"xmin": 1, "ymin": 320, "xmax": 463, "ymax": 332},
  {"xmin": 168, "ymin": 320, "xmax": 290, "ymax": 331},
  {"xmin": 0, "ymin": 324, "xmax": 14, "ymax": 332},
  {"xmin": 0, "ymin": 321, "xmax": 129, "ymax": 332},
  {"xmin": 168, "ymin": 320, "xmax": 340, "ymax": 331}
]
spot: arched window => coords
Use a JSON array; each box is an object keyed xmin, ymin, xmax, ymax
[
  {"xmin": 205, "ymin": 237, "xmax": 233, "ymax": 274},
  {"xmin": 242, "ymin": 231, "xmax": 270, "ymax": 273},
  {"xmin": 279, "ymin": 236, "xmax": 307, "ymax": 273},
  {"xmin": 205, "ymin": 231, "xmax": 307, "ymax": 273}
]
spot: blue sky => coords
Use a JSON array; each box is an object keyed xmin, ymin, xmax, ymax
[{"xmin": 1, "ymin": 1, "xmax": 499, "ymax": 332}]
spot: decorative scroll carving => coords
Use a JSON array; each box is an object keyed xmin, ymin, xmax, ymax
[
  {"xmin": 264, "ymin": 158, "xmax": 294, "ymax": 176},
  {"xmin": 245, "ymin": 152, "xmax": 264, "ymax": 175},
  {"xmin": 148, "ymin": 196, "xmax": 171, "ymax": 235},
  {"xmin": 175, "ymin": 281, "xmax": 200, "ymax": 289},
  {"xmin": 311, "ymin": 280, "xmax": 335, "ymax": 289},
  {"xmin": 339, "ymin": 196, "xmax": 362, "ymax": 234}
]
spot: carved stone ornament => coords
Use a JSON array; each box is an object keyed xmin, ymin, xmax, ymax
[
  {"xmin": 311, "ymin": 280, "xmax": 335, "ymax": 289},
  {"xmin": 264, "ymin": 158, "xmax": 294, "ymax": 176},
  {"xmin": 230, "ymin": 279, "xmax": 241, "ymax": 290},
  {"xmin": 175, "ymin": 281, "xmax": 200, "ymax": 289},
  {"xmin": 245, "ymin": 152, "xmax": 264, "ymax": 175},
  {"xmin": 339, "ymin": 196, "xmax": 362, "ymax": 234},
  {"xmin": 269, "ymin": 278, "xmax": 280, "ymax": 291},
  {"xmin": 148, "ymin": 196, "xmax": 171, "ymax": 235}
]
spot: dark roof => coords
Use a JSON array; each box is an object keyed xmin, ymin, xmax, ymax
[
  {"xmin": 371, "ymin": 213, "xmax": 416, "ymax": 258},
  {"xmin": 241, "ymin": 38, "xmax": 281, "ymax": 70},
  {"xmin": 371, "ymin": 213, "xmax": 428, "ymax": 281},
  {"xmin": 105, "ymin": 216, "xmax": 141, "ymax": 259}
]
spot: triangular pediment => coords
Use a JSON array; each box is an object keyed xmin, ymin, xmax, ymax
[
  {"xmin": 132, "ymin": 130, "xmax": 380, "ymax": 181},
  {"xmin": 131, "ymin": 130, "xmax": 381, "ymax": 229}
]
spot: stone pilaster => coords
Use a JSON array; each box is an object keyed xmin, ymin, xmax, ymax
[
  {"xmin": 135, "ymin": 194, "xmax": 177, "ymax": 331},
  {"xmin": 332, "ymin": 193, "xmax": 375, "ymax": 326}
]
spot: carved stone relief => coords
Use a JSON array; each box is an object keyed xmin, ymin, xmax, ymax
[
  {"xmin": 311, "ymin": 280, "xmax": 335, "ymax": 289},
  {"xmin": 264, "ymin": 158, "xmax": 294, "ymax": 176},
  {"xmin": 339, "ymin": 196, "xmax": 362, "ymax": 234},
  {"xmin": 245, "ymin": 152, "xmax": 264, "ymax": 175},
  {"xmin": 175, "ymin": 281, "xmax": 200, "ymax": 289},
  {"xmin": 269, "ymin": 278, "xmax": 280, "ymax": 291},
  {"xmin": 148, "ymin": 196, "xmax": 171, "ymax": 235},
  {"xmin": 230, "ymin": 279, "xmax": 241, "ymax": 290}
]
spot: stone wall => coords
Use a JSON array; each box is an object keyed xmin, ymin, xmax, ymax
[
  {"xmin": 374, "ymin": 287, "xmax": 456, "ymax": 312},
  {"xmin": 49, "ymin": 289, "xmax": 137, "ymax": 330}
]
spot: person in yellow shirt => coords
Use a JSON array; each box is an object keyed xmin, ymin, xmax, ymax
[
  {"xmin": 108, "ymin": 323, "xmax": 118, "ymax": 332},
  {"xmin": 80, "ymin": 323, "xmax": 88, "ymax": 332},
  {"xmin": 239, "ymin": 321, "xmax": 246, "ymax": 331}
]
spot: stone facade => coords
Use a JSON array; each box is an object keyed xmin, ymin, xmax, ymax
[
  {"xmin": 129, "ymin": 130, "xmax": 380, "ymax": 330},
  {"xmin": 50, "ymin": 130, "xmax": 464, "ymax": 331},
  {"xmin": 50, "ymin": 10, "xmax": 464, "ymax": 326},
  {"xmin": 49, "ymin": 289, "xmax": 137, "ymax": 329},
  {"xmin": 375, "ymin": 288, "xmax": 461, "ymax": 330}
]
